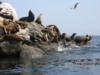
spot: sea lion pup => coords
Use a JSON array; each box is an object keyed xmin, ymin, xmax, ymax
[
  {"xmin": 0, "ymin": 2, "xmax": 18, "ymax": 21},
  {"xmin": 35, "ymin": 14, "xmax": 43, "ymax": 25},
  {"xmin": 19, "ymin": 10, "xmax": 35, "ymax": 22}
]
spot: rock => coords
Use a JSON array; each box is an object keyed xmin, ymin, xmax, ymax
[
  {"xmin": 27, "ymin": 22, "xmax": 45, "ymax": 42},
  {"xmin": 0, "ymin": 41, "xmax": 21, "ymax": 57},
  {"xmin": 0, "ymin": 41, "xmax": 46, "ymax": 59},
  {"xmin": 20, "ymin": 44, "xmax": 45, "ymax": 59}
]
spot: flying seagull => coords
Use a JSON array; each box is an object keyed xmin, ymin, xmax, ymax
[{"xmin": 71, "ymin": 2, "xmax": 79, "ymax": 9}]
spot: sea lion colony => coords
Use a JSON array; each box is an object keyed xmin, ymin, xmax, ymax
[
  {"xmin": 0, "ymin": 2, "xmax": 92, "ymax": 58},
  {"xmin": 0, "ymin": 2, "xmax": 92, "ymax": 46}
]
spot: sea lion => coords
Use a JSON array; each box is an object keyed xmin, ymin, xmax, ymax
[
  {"xmin": 35, "ymin": 14, "xmax": 42, "ymax": 25},
  {"xmin": 70, "ymin": 33, "xmax": 77, "ymax": 40},
  {"xmin": 61, "ymin": 33, "xmax": 67, "ymax": 40},
  {"xmin": 46, "ymin": 25, "xmax": 61, "ymax": 43},
  {"xmin": 3, "ymin": 19, "xmax": 19, "ymax": 34},
  {"xmin": 41, "ymin": 29, "xmax": 50, "ymax": 42},
  {"xmin": 16, "ymin": 25, "xmax": 30, "ymax": 40},
  {"xmin": 19, "ymin": 10, "xmax": 35, "ymax": 22},
  {"xmin": 0, "ymin": 2, "xmax": 18, "ymax": 21},
  {"xmin": 74, "ymin": 35, "xmax": 92, "ymax": 45},
  {"xmin": 0, "ymin": 19, "xmax": 18, "ymax": 34},
  {"xmin": 60, "ymin": 33, "xmax": 73, "ymax": 47}
]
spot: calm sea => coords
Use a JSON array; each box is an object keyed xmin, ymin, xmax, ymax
[{"xmin": 0, "ymin": 36, "xmax": 100, "ymax": 75}]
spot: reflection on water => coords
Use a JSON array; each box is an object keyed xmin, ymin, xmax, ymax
[{"xmin": 0, "ymin": 36, "xmax": 100, "ymax": 75}]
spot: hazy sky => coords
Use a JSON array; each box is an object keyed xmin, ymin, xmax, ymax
[{"xmin": 1, "ymin": 0, "xmax": 100, "ymax": 35}]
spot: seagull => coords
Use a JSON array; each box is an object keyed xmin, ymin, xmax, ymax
[{"xmin": 71, "ymin": 2, "xmax": 79, "ymax": 9}]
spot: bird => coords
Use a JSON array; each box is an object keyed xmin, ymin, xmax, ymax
[
  {"xmin": 35, "ymin": 13, "xmax": 42, "ymax": 25},
  {"xmin": 71, "ymin": 2, "xmax": 79, "ymax": 9},
  {"xmin": 19, "ymin": 10, "xmax": 35, "ymax": 22}
]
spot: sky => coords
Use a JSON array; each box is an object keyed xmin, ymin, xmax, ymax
[{"xmin": 1, "ymin": 0, "xmax": 100, "ymax": 35}]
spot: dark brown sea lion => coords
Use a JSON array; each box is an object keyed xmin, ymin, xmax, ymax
[{"xmin": 19, "ymin": 10, "xmax": 35, "ymax": 22}]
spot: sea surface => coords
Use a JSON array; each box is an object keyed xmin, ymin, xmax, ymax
[{"xmin": 0, "ymin": 36, "xmax": 100, "ymax": 75}]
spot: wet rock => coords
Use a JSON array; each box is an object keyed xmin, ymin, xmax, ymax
[
  {"xmin": 0, "ymin": 41, "xmax": 21, "ymax": 57},
  {"xmin": 20, "ymin": 44, "xmax": 45, "ymax": 59}
]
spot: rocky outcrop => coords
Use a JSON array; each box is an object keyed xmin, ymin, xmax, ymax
[
  {"xmin": 0, "ymin": 2, "xmax": 92, "ymax": 59},
  {"xmin": 0, "ymin": 19, "xmax": 59, "ymax": 59}
]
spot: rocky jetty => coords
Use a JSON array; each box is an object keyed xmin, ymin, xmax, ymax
[{"xmin": 0, "ymin": 2, "xmax": 92, "ymax": 59}]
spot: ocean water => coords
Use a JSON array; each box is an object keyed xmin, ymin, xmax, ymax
[{"xmin": 0, "ymin": 36, "xmax": 100, "ymax": 75}]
